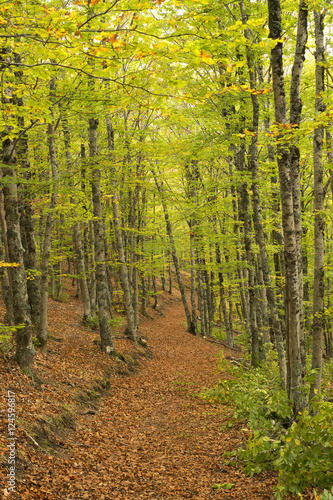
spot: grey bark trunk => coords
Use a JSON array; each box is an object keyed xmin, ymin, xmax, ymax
[
  {"xmin": 229, "ymin": 166, "xmax": 249, "ymax": 328},
  {"xmin": 215, "ymin": 239, "xmax": 232, "ymax": 346},
  {"xmin": 190, "ymin": 231, "xmax": 198, "ymax": 335},
  {"xmin": 1, "ymin": 133, "xmax": 35, "ymax": 374},
  {"xmin": 268, "ymin": 0, "xmax": 308, "ymax": 416},
  {"xmin": 106, "ymin": 116, "xmax": 137, "ymax": 341},
  {"xmin": 310, "ymin": 9, "xmax": 325, "ymax": 401},
  {"xmin": 0, "ymin": 195, "xmax": 14, "ymax": 325},
  {"xmin": 88, "ymin": 220, "xmax": 97, "ymax": 314},
  {"xmin": 61, "ymin": 115, "xmax": 92, "ymax": 321},
  {"xmin": 38, "ymin": 79, "xmax": 59, "ymax": 350},
  {"xmin": 74, "ymin": 221, "xmax": 92, "ymax": 320},
  {"xmin": 241, "ymin": 0, "xmax": 287, "ymax": 383},
  {"xmin": 89, "ymin": 118, "xmax": 114, "ymax": 353},
  {"xmin": 17, "ymin": 118, "xmax": 40, "ymax": 328},
  {"xmin": 138, "ymin": 192, "xmax": 149, "ymax": 316}
]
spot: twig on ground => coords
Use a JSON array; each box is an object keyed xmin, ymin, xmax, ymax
[{"xmin": 203, "ymin": 337, "xmax": 242, "ymax": 351}]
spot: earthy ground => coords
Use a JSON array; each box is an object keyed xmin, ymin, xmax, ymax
[{"xmin": 0, "ymin": 283, "xmax": 316, "ymax": 499}]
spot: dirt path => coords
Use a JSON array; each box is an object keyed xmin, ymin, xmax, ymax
[{"xmin": 1, "ymin": 289, "xmax": 287, "ymax": 499}]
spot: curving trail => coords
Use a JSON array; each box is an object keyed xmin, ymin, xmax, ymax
[
  {"xmin": 65, "ymin": 293, "xmax": 279, "ymax": 500},
  {"xmin": 0, "ymin": 290, "xmax": 285, "ymax": 500}
]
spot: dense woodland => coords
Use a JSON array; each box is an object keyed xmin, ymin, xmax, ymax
[{"xmin": 1, "ymin": 0, "xmax": 333, "ymax": 497}]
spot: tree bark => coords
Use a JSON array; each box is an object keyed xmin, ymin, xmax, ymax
[
  {"xmin": 310, "ymin": 8, "xmax": 325, "ymax": 401},
  {"xmin": 268, "ymin": 0, "xmax": 308, "ymax": 416},
  {"xmin": 215, "ymin": 238, "xmax": 232, "ymax": 346},
  {"xmin": 17, "ymin": 116, "xmax": 40, "ymax": 328},
  {"xmin": 190, "ymin": 230, "xmax": 198, "ymax": 335},
  {"xmin": 240, "ymin": 0, "xmax": 287, "ymax": 383},
  {"xmin": 89, "ymin": 117, "xmax": 114, "ymax": 354},
  {"xmin": 0, "ymin": 195, "xmax": 14, "ymax": 325},
  {"xmin": 152, "ymin": 167, "xmax": 194, "ymax": 334},
  {"xmin": 106, "ymin": 116, "xmax": 137, "ymax": 341},
  {"xmin": 61, "ymin": 115, "xmax": 92, "ymax": 321},
  {"xmin": 38, "ymin": 79, "xmax": 59, "ymax": 350},
  {"xmin": 1, "ymin": 120, "xmax": 35, "ymax": 373}
]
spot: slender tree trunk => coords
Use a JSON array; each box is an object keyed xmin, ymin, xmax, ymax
[
  {"xmin": 152, "ymin": 167, "xmax": 194, "ymax": 334},
  {"xmin": 325, "ymin": 139, "xmax": 333, "ymax": 359},
  {"xmin": 310, "ymin": 8, "xmax": 325, "ymax": 401},
  {"xmin": 229, "ymin": 168, "xmax": 249, "ymax": 328},
  {"xmin": 139, "ymin": 199, "xmax": 149, "ymax": 316},
  {"xmin": 241, "ymin": 0, "xmax": 287, "ymax": 383},
  {"xmin": 1, "ymin": 108, "xmax": 34, "ymax": 373},
  {"xmin": 112, "ymin": 192, "xmax": 137, "ymax": 340},
  {"xmin": 74, "ymin": 222, "xmax": 92, "ymax": 320},
  {"xmin": 268, "ymin": 0, "xmax": 308, "ymax": 416},
  {"xmin": 38, "ymin": 79, "xmax": 59, "ymax": 350},
  {"xmin": 168, "ymin": 254, "xmax": 172, "ymax": 295},
  {"xmin": 131, "ymin": 182, "xmax": 140, "ymax": 328},
  {"xmin": 88, "ymin": 220, "xmax": 97, "ymax": 314},
  {"xmin": 61, "ymin": 115, "xmax": 92, "ymax": 321},
  {"xmin": 235, "ymin": 130, "xmax": 259, "ymax": 365},
  {"xmin": 215, "ymin": 239, "xmax": 232, "ymax": 346},
  {"xmin": 89, "ymin": 117, "xmax": 114, "ymax": 354},
  {"xmin": 161, "ymin": 251, "xmax": 167, "ymax": 291},
  {"xmin": 104, "ymin": 236, "xmax": 114, "ymax": 319},
  {"xmin": 202, "ymin": 260, "xmax": 213, "ymax": 336},
  {"xmin": 0, "ymin": 227, "xmax": 14, "ymax": 325},
  {"xmin": 289, "ymin": 4, "xmax": 308, "ymax": 385},
  {"xmin": 197, "ymin": 266, "xmax": 206, "ymax": 336},
  {"xmin": 240, "ymin": 179, "xmax": 259, "ymax": 366},
  {"xmin": 190, "ymin": 230, "xmax": 198, "ymax": 335},
  {"xmin": 17, "ymin": 118, "xmax": 40, "ymax": 328},
  {"xmin": 184, "ymin": 161, "xmax": 207, "ymax": 335},
  {"xmin": 106, "ymin": 116, "xmax": 137, "ymax": 341},
  {"xmin": 0, "ymin": 194, "xmax": 14, "ymax": 325}
]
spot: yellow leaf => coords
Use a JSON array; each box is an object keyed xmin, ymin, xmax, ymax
[
  {"xmin": 286, "ymin": 437, "xmax": 292, "ymax": 442},
  {"xmin": 0, "ymin": 261, "xmax": 19, "ymax": 268},
  {"xmin": 112, "ymin": 39, "xmax": 124, "ymax": 49},
  {"xmin": 200, "ymin": 50, "xmax": 215, "ymax": 65},
  {"xmin": 295, "ymin": 439, "xmax": 300, "ymax": 446}
]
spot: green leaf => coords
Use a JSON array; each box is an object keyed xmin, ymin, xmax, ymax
[{"xmin": 212, "ymin": 483, "xmax": 235, "ymax": 490}]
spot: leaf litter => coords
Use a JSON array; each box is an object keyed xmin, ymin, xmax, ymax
[{"xmin": 0, "ymin": 281, "xmax": 315, "ymax": 499}]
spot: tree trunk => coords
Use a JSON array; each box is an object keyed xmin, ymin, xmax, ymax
[
  {"xmin": 61, "ymin": 114, "xmax": 92, "ymax": 321},
  {"xmin": 240, "ymin": 0, "xmax": 287, "ymax": 383},
  {"xmin": 17, "ymin": 115, "xmax": 40, "ymax": 328},
  {"xmin": 106, "ymin": 116, "xmax": 137, "ymax": 341},
  {"xmin": 0, "ymin": 195, "xmax": 14, "ymax": 325},
  {"xmin": 268, "ymin": 0, "xmax": 308, "ymax": 416},
  {"xmin": 152, "ymin": 167, "xmax": 194, "ymax": 334},
  {"xmin": 88, "ymin": 220, "xmax": 97, "ymax": 315},
  {"xmin": 1, "ymin": 131, "xmax": 35, "ymax": 374},
  {"xmin": 74, "ymin": 221, "xmax": 92, "ymax": 320},
  {"xmin": 38, "ymin": 79, "xmax": 59, "ymax": 350},
  {"xmin": 190, "ymin": 230, "xmax": 198, "ymax": 335},
  {"xmin": 215, "ymin": 239, "xmax": 232, "ymax": 346},
  {"xmin": 310, "ymin": 8, "xmax": 325, "ymax": 401},
  {"xmin": 89, "ymin": 117, "xmax": 114, "ymax": 354}
]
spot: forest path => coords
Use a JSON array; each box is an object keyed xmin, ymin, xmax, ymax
[
  {"xmin": 62, "ymin": 292, "xmax": 278, "ymax": 500},
  {"xmin": 0, "ymin": 288, "xmax": 283, "ymax": 500}
]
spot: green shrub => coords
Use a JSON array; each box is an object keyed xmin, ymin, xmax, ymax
[
  {"xmin": 202, "ymin": 350, "xmax": 333, "ymax": 499},
  {"xmin": 314, "ymin": 487, "xmax": 333, "ymax": 500},
  {"xmin": 274, "ymin": 399, "xmax": 333, "ymax": 499}
]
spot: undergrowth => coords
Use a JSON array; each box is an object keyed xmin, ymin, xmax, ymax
[{"xmin": 202, "ymin": 350, "xmax": 333, "ymax": 499}]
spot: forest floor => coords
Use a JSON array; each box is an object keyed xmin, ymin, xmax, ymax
[{"xmin": 0, "ymin": 282, "xmax": 316, "ymax": 500}]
